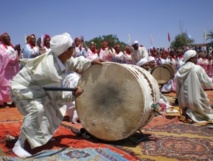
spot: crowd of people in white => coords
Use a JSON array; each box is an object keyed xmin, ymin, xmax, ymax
[
  {"xmin": 1, "ymin": 32, "xmax": 213, "ymax": 106},
  {"xmin": 1, "ymin": 32, "xmax": 213, "ymax": 158}
]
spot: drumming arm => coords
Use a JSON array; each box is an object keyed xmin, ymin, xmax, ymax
[
  {"xmin": 62, "ymin": 72, "xmax": 81, "ymax": 102},
  {"xmin": 66, "ymin": 56, "xmax": 92, "ymax": 74}
]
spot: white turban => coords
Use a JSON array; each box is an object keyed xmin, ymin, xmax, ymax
[
  {"xmin": 183, "ymin": 50, "xmax": 197, "ymax": 62},
  {"xmin": 136, "ymin": 58, "xmax": 148, "ymax": 66},
  {"xmin": 50, "ymin": 33, "xmax": 73, "ymax": 57},
  {"xmin": 148, "ymin": 56, "xmax": 155, "ymax": 62},
  {"xmin": 132, "ymin": 40, "xmax": 139, "ymax": 46}
]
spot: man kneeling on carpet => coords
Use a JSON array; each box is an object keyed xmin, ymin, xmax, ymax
[
  {"xmin": 10, "ymin": 32, "xmax": 104, "ymax": 157},
  {"xmin": 175, "ymin": 49, "xmax": 213, "ymax": 123}
]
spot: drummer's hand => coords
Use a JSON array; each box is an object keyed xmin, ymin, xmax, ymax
[
  {"xmin": 73, "ymin": 87, "xmax": 84, "ymax": 97},
  {"xmin": 91, "ymin": 59, "xmax": 105, "ymax": 65}
]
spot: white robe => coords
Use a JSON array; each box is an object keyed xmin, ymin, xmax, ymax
[
  {"xmin": 131, "ymin": 46, "xmax": 149, "ymax": 64},
  {"xmin": 10, "ymin": 52, "xmax": 91, "ymax": 148},
  {"xmin": 63, "ymin": 72, "xmax": 80, "ymax": 123},
  {"xmin": 175, "ymin": 62, "xmax": 213, "ymax": 122},
  {"xmin": 22, "ymin": 44, "xmax": 40, "ymax": 59},
  {"xmin": 85, "ymin": 49, "xmax": 99, "ymax": 60}
]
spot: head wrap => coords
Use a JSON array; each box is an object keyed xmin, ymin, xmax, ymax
[
  {"xmin": 27, "ymin": 34, "xmax": 35, "ymax": 41},
  {"xmin": 50, "ymin": 33, "xmax": 73, "ymax": 57},
  {"xmin": 26, "ymin": 34, "xmax": 36, "ymax": 48},
  {"xmin": 136, "ymin": 58, "xmax": 148, "ymax": 66},
  {"xmin": 148, "ymin": 56, "xmax": 155, "ymax": 62},
  {"xmin": 43, "ymin": 34, "xmax": 51, "ymax": 46},
  {"xmin": 44, "ymin": 34, "xmax": 50, "ymax": 39},
  {"xmin": 1, "ymin": 32, "xmax": 7, "ymax": 39},
  {"xmin": 75, "ymin": 37, "xmax": 80, "ymax": 42},
  {"xmin": 0, "ymin": 33, "xmax": 9, "ymax": 43},
  {"xmin": 90, "ymin": 41, "xmax": 95, "ymax": 45},
  {"xmin": 183, "ymin": 50, "xmax": 197, "ymax": 62},
  {"xmin": 132, "ymin": 40, "xmax": 139, "ymax": 46},
  {"xmin": 0, "ymin": 32, "xmax": 14, "ymax": 48}
]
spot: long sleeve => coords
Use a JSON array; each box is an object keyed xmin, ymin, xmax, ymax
[
  {"xmin": 8, "ymin": 50, "xmax": 19, "ymax": 65},
  {"xmin": 22, "ymin": 44, "xmax": 40, "ymax": 59},
  {"xmin": 66, "ymin": 56, "xmax": 92, "ymax": 74},
  {"xmin": 0, "ymin": 47, "xmax": 10, "ymax": 82},
  {"xmin": 197, "ymin": 65, "xmax": 213, "ymax": 89}
]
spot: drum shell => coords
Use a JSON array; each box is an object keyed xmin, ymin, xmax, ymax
[
  {"xmin": 76, "ymin": 62, "xmax": 160, "ymax": 141},
  {"xmin": 151, "ymin": 63, "xmax": 175, "ymax": 85}
]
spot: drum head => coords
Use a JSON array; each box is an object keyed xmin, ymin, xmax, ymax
[
  {"xmin": 151, "ymin": 64, "xmax": 174, "ymax": 85},
  {"xmin": 76, "ymin": 62, "xmax": 145, "ymax": 141},
  {"xmin": 161, "ymin": 63, "xmax": 175, "ymax": 76}
]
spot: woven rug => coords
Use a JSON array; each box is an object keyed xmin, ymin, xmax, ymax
[
  {"xmin": 1, "ymin": 107, "xmax": 213, "ymax": 161},
  {"xmin": 0, "ymin": 121, "xmax": 137, "ymax": 160},
  {"xmin": 118, "ymin": 134, "xmax": 213, "ymax": 161},
  {"xmin": 115, "ymin": 116, "xmax": 213, "ymax": 161},
  {"xmin": 143, "ymin": 121, "xmax": 213, "ymax": 137},
  {"xmin": 0, "ymin": 147, "xmax": 130, "ymax": 161}
]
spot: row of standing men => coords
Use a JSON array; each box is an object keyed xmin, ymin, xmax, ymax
[{"xmin": 1, "ymin": 32, "xmax": 212, "ymax": 106}]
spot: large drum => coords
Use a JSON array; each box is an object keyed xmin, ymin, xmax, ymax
[
  {"xmin": 151, "ymin": 63, "xmax": 175, "ymax": 85},
  {"xmin": 76, "ymin": 62, "xmax": 160, "ymax": 141}
]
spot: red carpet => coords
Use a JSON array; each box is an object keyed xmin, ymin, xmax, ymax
[
  {"xmin": 0, "ymin": 90, "xmax": 213, "ymax": 160},
  {"xmin": 0, "ymin": 121, "xmax": 137, "ymax": 160}
]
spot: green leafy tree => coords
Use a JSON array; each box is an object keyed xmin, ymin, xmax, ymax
[
  {"xmin": 85, "ymin": 34, "xmax": 127, "ymax": 51},
  {"xmin": 170, "ymin": 33, "xmax": 194, "ymax": 49}
]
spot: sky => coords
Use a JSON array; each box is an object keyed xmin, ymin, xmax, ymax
[{"xmin": 1, "ymin": 0, "xmax": 213, "ymax": 49}]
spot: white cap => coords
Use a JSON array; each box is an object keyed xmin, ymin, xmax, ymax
[
  {"xmin": 50, "ymin": 32, "xmax": 73, "ymax": 57},
  {"xmin": 132, "ymin": 40, "xmax": 139, "ymax": 46},
  {"xmin": 148, "ymin": 56, "xmax": 155, "ymax": 62},
  {"xmin": 183, "ymin": 50, "xmax": 197, "ymax": 62},
  {"xmin": 136, "ymin": 58, "xmax": 148, "ymax": 66}
]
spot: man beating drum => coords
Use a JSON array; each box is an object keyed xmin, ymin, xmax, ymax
[{"xmin": 10, "ymin": 32, "xmax": 104, "ymax": 158}]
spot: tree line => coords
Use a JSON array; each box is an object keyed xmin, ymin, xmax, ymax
[{"xmin": 84, "ymin": 31, "xmax": 213, "ymax": 50}]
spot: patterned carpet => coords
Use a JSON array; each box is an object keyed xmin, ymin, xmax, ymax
[
  {"xmin": 0, "ymin": 121, "xmax": 137, "ymax": 160},
  {"xmin": 115, "ymin": 117, "xmax": 213, "ymax": 161},
  {"xmin": 140, "ymin": 136, "xmax": 212, "ymax": 161},
  {"xmin": 0, "ymin": 147, "xmax": 130, "ymax": 161},
  {"xmin": 1, "ymin": 113, "xmax": 213, "ymax": 161},
  {"xmin": 144, "ymin": 121, "xmax": 213, "ymax": 137},
  {"xmin": 0, "ymin": 89, "xmax": 213, "ymax": 161}
]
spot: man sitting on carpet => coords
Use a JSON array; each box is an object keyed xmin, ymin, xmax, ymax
[
  {"xmin": 10, "ymin": 33, "xmax": 104, "ymax": 157},
  {"xmin": 136, "ymin": 57, "xmax": 171, "ymax": 111},
  {"xmin": 175, "ymin": 49, "xmax": 213, "ymax": 123}
]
